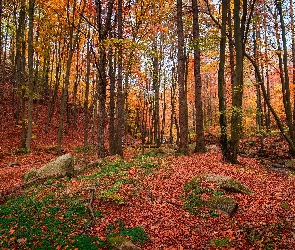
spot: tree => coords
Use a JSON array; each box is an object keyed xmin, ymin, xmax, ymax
[
  {"xmin": 115, "ymin": 0, "xmax": 124, "ymax": 156},
  {"xmin": 177, "ymin": 0, "xmax": 188, "ymax": 155},
  {"xmin": 218, "ymin": 0, "xmax": 230, "ymax": 160},
  {"xmin": 192, "ymin": 0, "xmax": 206, "ymax": 153},
  {"xmin": 25, "ymin": 0, "xmax": 35, "ymax": 152},
  {"xmin": 95, "ymin": 0, "xmax": 115, "ymax": 158}
]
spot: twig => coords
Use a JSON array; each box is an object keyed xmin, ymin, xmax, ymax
[
  {"xmin": 165, "ymin": 200, "xmax": 182, "ymax": 207},
  {"xmin": 81, "ymin": 186, "xmax": 97, "ymax": 234}
]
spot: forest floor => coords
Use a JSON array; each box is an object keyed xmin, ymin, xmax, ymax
[{"xmin": 1, "ymin": 79, "xmax": 295, "ymax": 249}]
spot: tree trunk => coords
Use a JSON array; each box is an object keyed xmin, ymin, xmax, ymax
[
  {"xmin": 84, "ymin": 27, "xmax": 91, "ymax": 147},
  {"xmin": 108, "ymin": 47, "xmax": 116, "ymax": 154},
  {"xmin": 152, "ymin": 38, "xmax": 160, "ymax": 147},
  {"xmin": 177, "ymin": 0, "xmax": 188, "ymax": 155},
  {"xmin": 57, "ymin": 0, "xmax": 85, "ymax": 155},
  {"xmin": 115, "ymin": 0, "xmax": 124, "ymax": 156},
  {"xmin": 96, "ymin": 0, "xmax": 115, "ymax": 158},
  {"xmin": 218, "ymin": 0, "xmax": 230, "ymax": 160},
  {"xmin": 25, "ymin": 0, "xmax": 35, "ymax": 152},
  {"xmin": 230, "ymin": 0, "xmax": 244, "ymax": 163},
  {"xmin": 192, "ymin": 0, "xmax": 206, "ymax": 153},
  {"xmin": 276, "ymin": 0, "xmax": 295, "ymax": 152}
]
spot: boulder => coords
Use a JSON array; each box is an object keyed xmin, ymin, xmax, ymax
[
  {"xmin": 183, "ymin": 174, "xmax": 251, "ymax": 216},
  {"xmin": 22, "ymin": 153, "xmax": 74, "ymax": 182},
  {"xmin": 205, "ymin": 195, "xmax": 238, "ymax": 216},
  {"xmin": 108, "ymin": 236, "xmax": 141, "ymax": 250},
  {"xmin": 219, "ymin": 178, "xmax": 252, "ymax": 195},
  {"xmin": 203, "ymin": 174, "xmax": 252, "ymax": 195}
]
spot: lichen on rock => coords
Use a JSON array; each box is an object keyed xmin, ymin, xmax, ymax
[{"xmin": 22, "ymin": 153, "xmax": 74, "ymax": 182}]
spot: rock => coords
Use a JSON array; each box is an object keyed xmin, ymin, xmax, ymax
[
  {"xmin": 205, "ymin": 196, "xmax": 238, "ymax": 216},
  {"xmin": 220, "ymin": 178, "xmax": 252, "ymax": 195},
  {"xmin": 22, "ymin": 153, "xmax": 74, "ymax": 182},
  {"xmin": 203, "ymin": 174, "xmax": 252, "ymax": 195},
  {"xmin": 108, "ymin": 236, "xmax": 141, "ymax": 250},
  {"xmin": 183, "ymin": 174, "xmax": 251, "ymax": 216}
]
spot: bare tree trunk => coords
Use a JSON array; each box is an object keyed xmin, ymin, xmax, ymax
[
  {"xmin": 96, "ymin": 0, "xmax": 115, "ymax": 158},
  {"xmin": 84, "ymin": 27, "xmax": 91, "ymax": 147},
  {"xmin": 152, "ymin": 38, "xmax": 160, "ymax": 147},
  {"xmin": 177, "ymin": 0, "xmax": 188, "ymax": 155},
  {"xmin": 57, "ymin": 0, "xmax": 85, "ymax": 155},
  {"xmin": 246, "ymin": 53, "xmax": 295, "ymax": 153},
  {"xmin": 192, "ymin": 0, "xmax": 206, "ymax": 153},
  {"xmin": 108, "ymin": 47, "xmax": 116, "ymax": 154},
  {"xmin": 276, "ymin": 0, "xmax": 295, "ymax": 152},
  {"xmin": 25, "ymin": 0, "xmax": 35, "ymax": 152},
  {"xmin": 14, "ymin": 0, "xmax": 26, "ymax": 124},
  {"xmin": 218, "ymin": 0, "xmax": 230, "ymax": 160},
  {"xmin": 230, "ymin": 0, "xmax": 245, "ymax": 163},
  {"xmin": 115, "ymin": 0, "xmax": 124, "ymax": 156}
]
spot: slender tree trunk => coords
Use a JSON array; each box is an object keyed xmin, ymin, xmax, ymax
[
  {"xmin": 276, "ymin": 0, "xmax": 295, "ymax": 152},
  {"xmin": 192, "ymin": 0, "xmax": 206, "ymax": 153},
  {"xmin": 115, "ymin": 0, "xmax": 124, "ymax": 156},
  {"xmin": 84, "ymin": 27, "xmax": 91, "ymax": 147},
  {"xmin": 152, "ymin": 38, "xmax": 160, "ymax": 147},
  {"xmin": 218, "ymin": 0, "xmax": 230, "ymax": 160},
  {"xmin": 14, "ymin": 0, "xmax": 26, "ymax": 124},
  {"xmin": 108, "ymin": 47, "xmax": 116, "ymax": 154},
  {"xmin": 246, "ymin": 53, "xmax": 295, "ymax": 153},
  {"xmin": 57, "ymin": 0, "xmax": 85, "ymax": 155},
  {"xmin": 45, "ymin": 42, "xmax": 61, "ymax": 133},
  {"xmin": 177, "ymin": 0, "xmax": 188, "ymax": 155},
  {"xmin": 253, "ymin": 29, "xmax": 264, "ymax": 151},
  {"xmin": 230, "ymin": 0, "xmax": 244, "ymax": 163},
  {"xmin": 26, "ymin": 0, "xmax": 35, "ymax": 152}
]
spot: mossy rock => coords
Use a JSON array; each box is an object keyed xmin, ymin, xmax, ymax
[
  {"xmin": 205, "ymin": 195, "xmax": 238, "ymax": 216},
  {"xmin": 202, "ymin": 174, "xmax": 252, "ymax": 195},
  {"xmin": 108, "ymin": 236, "xmax": 141, "ymax": 250},
  {"xmin": 22, "ymin": 154, "xmax": 74, "ymax": 182},
  {"xmin": 183, "ymin": 174, "xmax": 250, "ymax": 216},
  {"xmin": 220, "ymin": 178, "xmax": 252, "ymax": 195}
]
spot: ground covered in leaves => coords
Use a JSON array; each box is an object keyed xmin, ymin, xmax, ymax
[
  {"xmin": 1, "ymin": 149, "xmax": 295, "ymax": 249},
  {"xmin": 1, "ymin": 79, "xmax": 295, "ymax": 249}
]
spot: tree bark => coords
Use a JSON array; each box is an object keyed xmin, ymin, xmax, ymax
[
  {"xmin": 276, "ymin": 0, "xmax": 295, "ymax": 152},
  {"xmin": 25, "ymin": 0, "xmax": 35, "ymax": 152},
  {"xmin": 230, "ymin": 0, "xmax": 245, "ymax": 163},
  {"xmin": 177, "ymin": 0, "xmax": 188, "ymax": 155},
  {"xmin": 115, "ymin": 0, "xmax": 124, "ymax": 156},
  {"xmin": 192, "ymin": 0, "xmax": 206, "ymax": 153},
  {"xmin": 218, "ymin": 0, "xmax": 230, "ymax": 160}
]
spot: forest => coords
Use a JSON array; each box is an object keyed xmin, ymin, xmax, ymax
[{"xmin": 0, "ymin": 0, "xmax": 295, "ymax": 249}]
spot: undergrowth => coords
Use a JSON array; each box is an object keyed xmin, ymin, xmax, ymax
[{"xmin": 0, "ymin": 156, "xmax": 155, "ymax": 249}]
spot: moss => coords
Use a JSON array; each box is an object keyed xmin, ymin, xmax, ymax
[
  {"xmin": 220, "ymin": 178, "xmax": 252, "ymax": 195},
  {"xmin": 184, "ymin": 176, "xmax": 201, "ymax": 193},
  {"xmin": 22, "ymin": 168, "xmax": 37, "ymax": 182},
  {"xmin": 205, "ymin": 195, "xmax": 238, "ymax": 216},
  {"xmin": 108, "ymin": 235, "xmax": 129, "ymax": 248},
  {"xmin": 210, "ymin": 237, "xmax": 231, "ymax": 248}
]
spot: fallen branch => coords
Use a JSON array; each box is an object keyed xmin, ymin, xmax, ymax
[{"xmin": 81, "ymin": 186, "xmax": 97, "ymax": 234}]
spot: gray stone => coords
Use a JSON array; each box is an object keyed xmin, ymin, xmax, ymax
[
  {"xmin": 205, "ymin": 195, "xmax": 238, "ymax": 216},
  {"xmin": 22, "ymin": 153, "xmax": 74, "ymax": 182}
]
